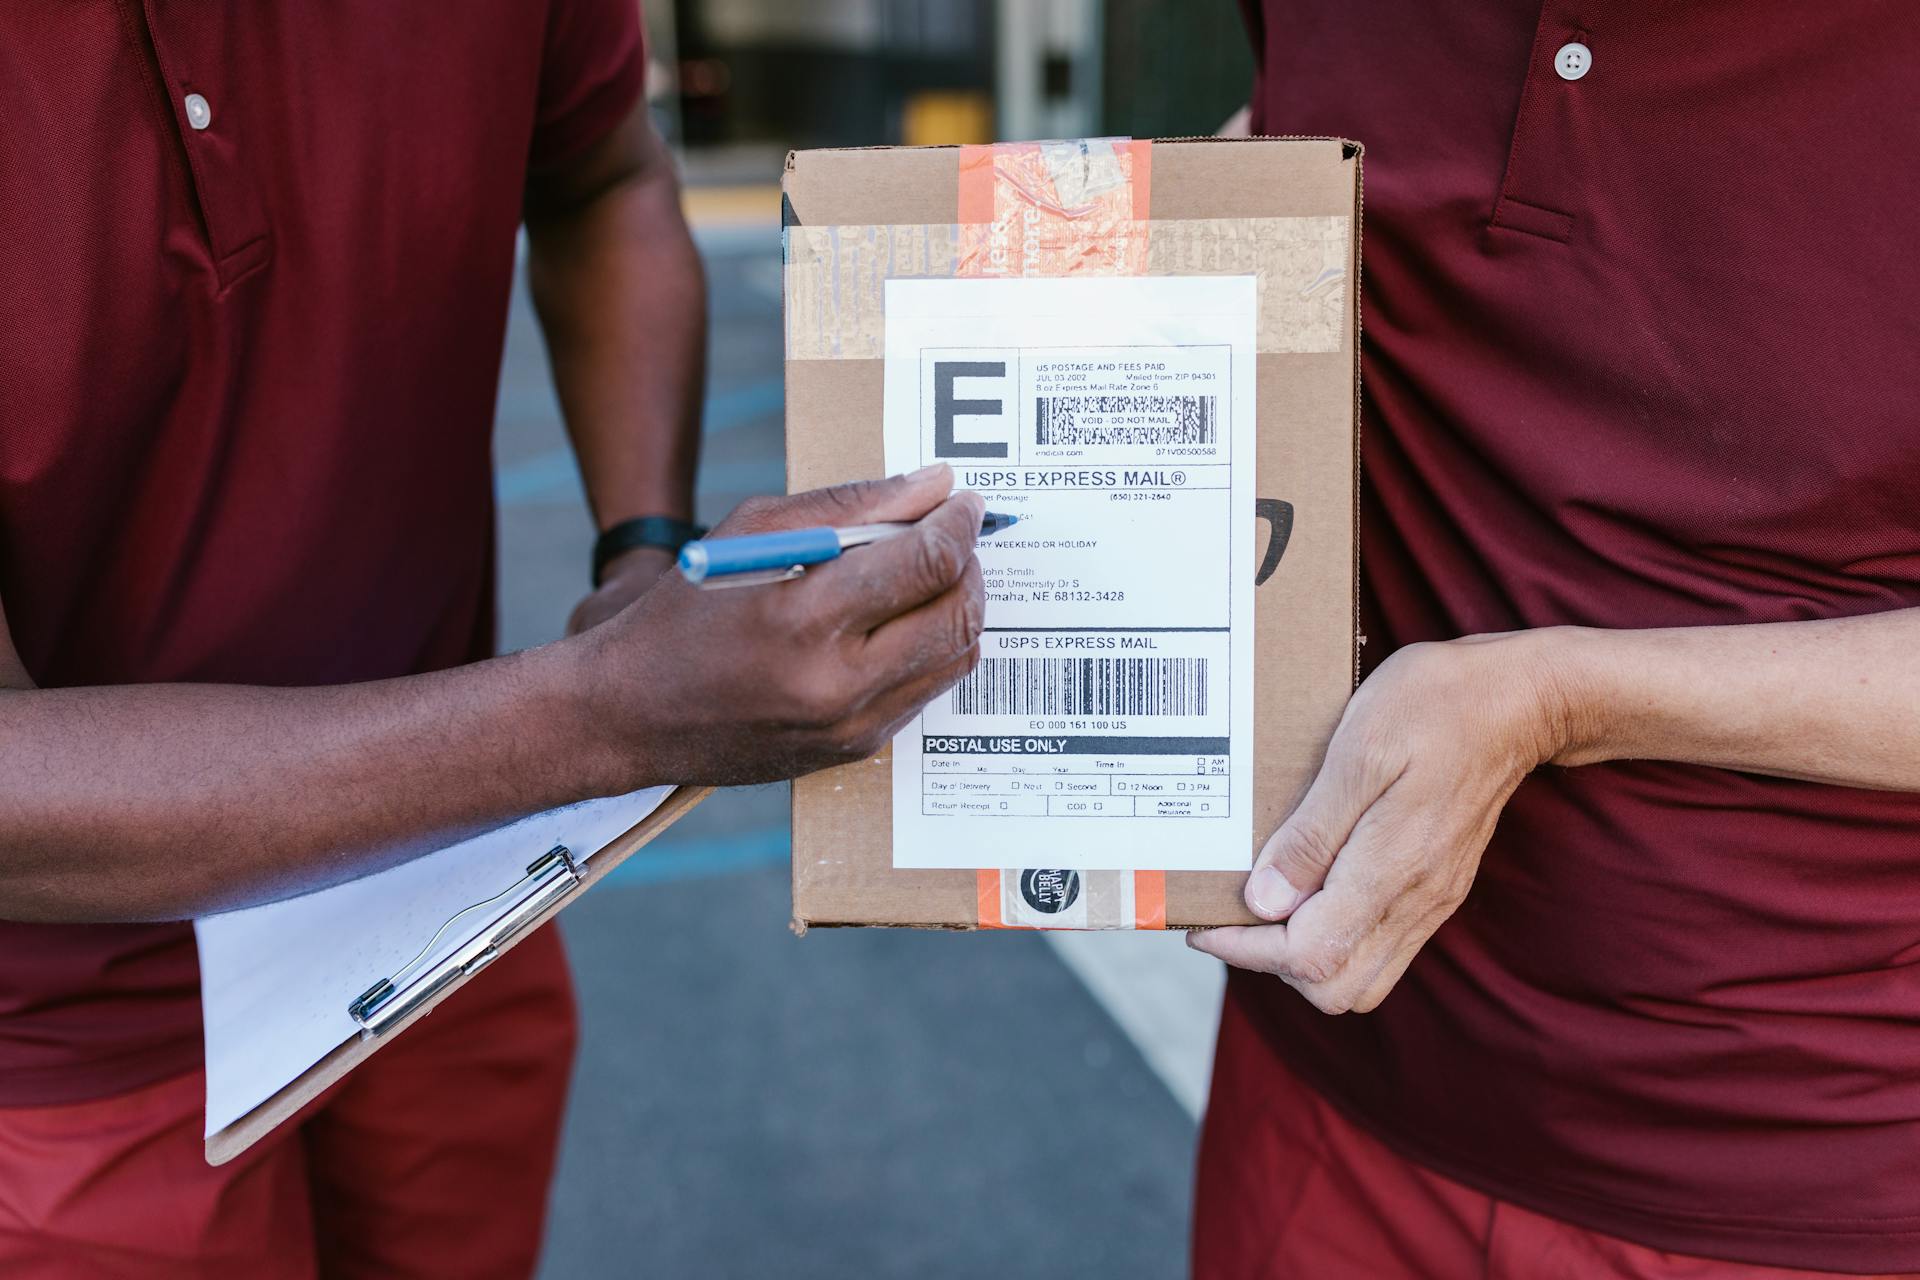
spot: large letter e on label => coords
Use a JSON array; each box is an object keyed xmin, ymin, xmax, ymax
[{"xmin": 933, "ymin": 361, "xmax": 1008, "ymax": 458}]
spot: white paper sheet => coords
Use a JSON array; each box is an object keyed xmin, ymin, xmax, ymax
[
  {"xmin": 195, "ymin": 786, "xmax": 673, "ymax": 1137},
  {"xmin": 885, "ymin": 275, "xmax": 1257, "ymax": 873}
]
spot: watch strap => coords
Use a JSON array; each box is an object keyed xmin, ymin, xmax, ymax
[{"xmin": 592, "ymin": 515, "xmax": 707, "ymax": 587}]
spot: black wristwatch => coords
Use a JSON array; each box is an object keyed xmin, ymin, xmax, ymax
[{"xmin": 592, "ymin": 515, "xmax": 707, "ymax": 587}]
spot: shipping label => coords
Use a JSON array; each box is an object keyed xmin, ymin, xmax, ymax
[{"xmin": 883, "ymin": 276, "xmax": 1257, "ymax": 872}]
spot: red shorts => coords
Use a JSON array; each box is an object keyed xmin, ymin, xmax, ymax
[
  {"xmin": 0, "ymin": 924, "xmax": 576, "ymax": 1280},
  {"xmin": 1195, "ymin": 988, "xmax": 1917, "ymax": 1280}
]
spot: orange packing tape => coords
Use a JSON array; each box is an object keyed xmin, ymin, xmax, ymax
[
  {"xmin": 977, "ymin": 869, "xmax": 1006, "ymax": 930},
  {"xmin": 973, "ymin": 868, "xmax": 1168, "ymax": 931},
  {"xmin": 1132, "ymin": 871, "xmax": 1167, "ymax": 931},
  {"xmin": 957, "ymin": 138, "xmax": 1152, "ymax": 279},
  {"xmin": 958, "ymin": 139, "xmax": 1169, "ymax": 932}
]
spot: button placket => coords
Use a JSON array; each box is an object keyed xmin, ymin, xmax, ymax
[
  {"xmin": 1489, "ymin": 8, "xmax": 1593, "ymax": 244},
  {"xmin": 137, "ymin": 1, "xmax": 271, "ymax": 287}
]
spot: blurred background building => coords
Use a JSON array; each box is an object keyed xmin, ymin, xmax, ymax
[
  {"xmin": 500, "ymin": 4, "xmax": 1256, "ymax": 1274},
  {"xmin": 651, "ymin": 0, "xmax": 1250, "ymax": 155}
]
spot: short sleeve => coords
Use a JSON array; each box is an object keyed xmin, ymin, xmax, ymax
[{"xmin": 528, "ymin": 0, "xmax": 648, "ymax": 173}]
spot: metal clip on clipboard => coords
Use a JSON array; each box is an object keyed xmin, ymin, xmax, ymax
[{"xmin": 347, "ymin": 844, "xmax": 582, "ymax": 1037}]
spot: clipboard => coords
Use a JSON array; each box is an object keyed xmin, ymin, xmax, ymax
[{"xmin": 204, "ymin": 785, "xmax": 712, "ymax": 1166}]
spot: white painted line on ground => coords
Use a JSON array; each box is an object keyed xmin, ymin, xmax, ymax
[{"xmin": 1042, "ymin": 931, "xmax": 1225, "ymax": 1121}]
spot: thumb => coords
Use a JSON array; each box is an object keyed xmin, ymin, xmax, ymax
[{"xmin": 1245, "ymin": 746, "xmax": 1373, "ymax": 921}]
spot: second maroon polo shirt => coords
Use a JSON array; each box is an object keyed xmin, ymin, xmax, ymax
[{"xmin": 1227, "ymin": 0, "xmax": 1920, "ymax": 1271}]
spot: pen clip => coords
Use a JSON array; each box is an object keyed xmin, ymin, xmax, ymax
[{"xmin": 696, "ymin": 564, "xmax": 808, "ymax": 590}]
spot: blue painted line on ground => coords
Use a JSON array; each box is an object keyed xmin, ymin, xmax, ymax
[
  {"xmin": 695, "ymin": 458, "xmax": 787, "ymax": 496},
  {"xmin": 692, "ymin": 224, "xmax": 780, "ymax": 257},
  {"xmin": 705, "ymin": 378, "xmax": 784, "ymax": 433},
  {"xmin": 599, "ymin": 825, "xmax": 789, "ymax": 886},
  {"xmin": 496, "ymin": 449, "xmax": 583, "ymax": 505},
  {"xmin": 497, "ymin": 455, "xmax": 785, "ymax": 508},
  {"xmin": 495, "ymin": 378, "xmax": 785, "ymax": 507}
]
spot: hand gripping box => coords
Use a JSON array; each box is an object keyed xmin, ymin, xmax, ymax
[{"xmin": 783, "ymin": 136, "xmax": 1361, "ymax": 931}]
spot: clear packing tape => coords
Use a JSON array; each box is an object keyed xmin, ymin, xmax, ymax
[{"xmin": 785, "ymin": 140, "xmax": 1350, "ymax": 362}]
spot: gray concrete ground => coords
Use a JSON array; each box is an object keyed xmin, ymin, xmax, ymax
[{"xmin": 492, "ymin": 218, "xmax": 1218, "ymax": 1278}]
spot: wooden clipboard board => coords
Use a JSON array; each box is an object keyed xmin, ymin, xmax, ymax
[{"xmin": 205, "ymin": 785, "xmax": 713, "ymax": 1165}]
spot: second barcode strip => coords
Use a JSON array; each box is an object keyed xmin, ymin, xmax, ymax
[{"xmin": 950, "ymin": 657, "xmax": 1210, "ymax": 717}]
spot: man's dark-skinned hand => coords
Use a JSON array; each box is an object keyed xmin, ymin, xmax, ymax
[
  {"xmin": 0, "ymin": 465, "xmax": 983, "ymax": 922},
  {"xmin": 567, "ymin": 546, "xmax": 676, "ymax": 637},
  {"xmin": 579, "ymin": 463, "xmax": 986, "ymax": 786}
]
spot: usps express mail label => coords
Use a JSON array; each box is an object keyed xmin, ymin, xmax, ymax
[{"xmin": 882, "ymin": 276, "xmax": 1257, "ymax": 873}]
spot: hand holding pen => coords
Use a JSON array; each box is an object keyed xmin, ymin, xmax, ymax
[{"xmin": 587, "ymin": 465, "xmax": 990, "ymax": 786}]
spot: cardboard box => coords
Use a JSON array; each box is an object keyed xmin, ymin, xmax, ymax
[{"xmin": 784, "ymin": 136, "xmax": 1361, "ymax": 930}]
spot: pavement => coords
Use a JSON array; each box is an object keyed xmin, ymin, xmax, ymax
[{"xmin": 491, "ymin": 196, "xmax": 1225, "ymax": 1278}]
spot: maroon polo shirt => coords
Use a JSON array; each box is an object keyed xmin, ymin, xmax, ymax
[
  {"xmin": 0, "ymin": 2, "xmax": 643, "ymax": 1107},
  {"xmin": 1232, "ymin": 0, "xmax": 1920, "ymax": 1271}
]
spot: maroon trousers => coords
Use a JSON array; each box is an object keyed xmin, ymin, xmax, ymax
[
  {"xmin": 0, "ymin": 925, "xmax": 576, "ymax": 1279},
  {"xmin": 1196, "ymin": 989, "xmax": 1918, "ymax": 1280}
]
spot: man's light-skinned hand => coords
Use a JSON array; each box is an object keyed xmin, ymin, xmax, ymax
[{"xmin": 1187, "ymin": 633, "xmax": 1571, "ymax": 1014}]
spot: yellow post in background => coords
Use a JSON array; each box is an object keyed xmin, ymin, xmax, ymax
[{"xmin": 901, "ymin": 90, "xmax": 994, "ymax": 146}]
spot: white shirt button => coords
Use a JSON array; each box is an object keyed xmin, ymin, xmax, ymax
[
  {"xmin": 1554, "ymin": 42, "xmax": 1592, "ymax": 81},
  {"xmin": 183, "ymin": 93, "xmax": 212, "ymax": 130}
]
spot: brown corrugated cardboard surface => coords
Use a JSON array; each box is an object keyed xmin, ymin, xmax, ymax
[{"xmin": 786, "ymin": 137, "xmax": 1361, "ymax": 931}]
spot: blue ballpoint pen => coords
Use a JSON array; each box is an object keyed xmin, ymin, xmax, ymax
[{"xmin": 678, "ymin": 512, "xmax": 1021, "ymax": 588}]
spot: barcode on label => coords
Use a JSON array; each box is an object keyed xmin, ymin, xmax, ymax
[
  {"xmin": 1034, "ymin": 395, "xmax": 1217, "ymax": 446},
  {"xmin": 951, "ymin": 657, "xmax": 1210, "ymax": 717}
]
